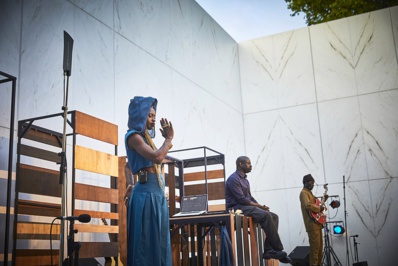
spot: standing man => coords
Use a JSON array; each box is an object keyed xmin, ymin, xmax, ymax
[
  {"xmin": 299, "ymin": 174, "xmax": 327, "ymax": 266},
  {"xmin": 225, "ymin": 156, "xmax": 292, "ymax": 264}
]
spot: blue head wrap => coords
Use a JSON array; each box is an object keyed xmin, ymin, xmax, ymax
[{"xmin": 127, "ymin": 96, "xmax": 157, "ymax": 137}]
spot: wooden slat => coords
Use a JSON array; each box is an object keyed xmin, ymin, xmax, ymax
[
  {"xmin": 74, "ymin": 145, "xmax": 118, "ymax": 176},
  {"xmin": 208, "ymin": 203, "xmax": 226, "ymax": 212},
  {"xmin": 184, "ymin": 182, "xmax": 225, "ymax": 200},
  {"xmin": 74, "ymin": 111, "xmax": 118, "ymax": 145},
  {"xmin": 18, "ymin": 199, "xmax": 61, "ymax": 217},
  {"xmin": 75, "ymin": 183, "xmax": 118, "ymax": 204},
  {"xmin": 15, "ymin": 249, "xmax": 59, "ymax": 266},
  {"xmin": 19, "ymin": 144, "xmax": 61, "ymax": 163},
  {"xmin": 18, "ymin": 164, "xmax": 62, "ymax": 198},
  {"xmin": 79, "ymin": 242, "xmax": 118, "ymax": 258},
  {"xmin": 75, "ymin": 224, "xmax": 118, "ymax": 234},
  {"xmin": 74, "ymin": 209, "xmax": 118, "ymax": 220},
  {"xmin": 16, "ymin": 222, "xmax": 60, "ymax": 236},
  {"xmin": 242, "ymin": 217, "xmax": 250, "ymax": 265},
  {"xmin": 118, "ymin": 157, "xmax": 128, "ymax": 266},
  {"xmin": 20, "ymin": 123, "xmax": 62, "ymax": 148},
  {"xmin": 16, "ymin": 233, "xmax": 60, "ymax": 240},
  {"xmin": 166, "ymin": 162, "xmax": 177, "ymax": 216},
  {"xmin": 249, "ymin": 217, "xmax": 260, "ymax": 266},
  {"xmin": 230, "ymin": 214, "xmax": 237, "ymax": 266},
  {"xmin": 183, "ymin": 169, "xmax": 224, "ymax": 182}
]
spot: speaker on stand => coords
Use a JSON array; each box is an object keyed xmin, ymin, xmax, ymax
[{"xmin": 288, "ymin": 246, "xmax": 310, "ymax": 266}]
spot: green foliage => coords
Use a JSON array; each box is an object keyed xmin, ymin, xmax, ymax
[{"xmin": 284, "ymin": 0, "xmax": 398, "ymax": 25}]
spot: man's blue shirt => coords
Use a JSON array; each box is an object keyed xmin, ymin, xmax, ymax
[{"xmin": 225, "ymin": 170, "xmax": 257, "ymax": 210}]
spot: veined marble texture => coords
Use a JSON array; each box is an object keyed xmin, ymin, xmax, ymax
[
  {"xmin": 114, "ymin": 0, "xmax": 172, "ymax": 63},
  {"xmin": 71, "ymin": 6, "xmax": 115, "ymax": 123},
  {"xmin": 0, "ymin": 0, "xmax": 21, "ymax": 80},
  {"xmin": 349, "ymin": 9, "xmax": 398, "ymax": 95},
  {"xmin": 239, "ymin": 27, "xmax": 316, "ymax": 114},
  {"xmin": 74, "ymin": 0, "xmax": 114, "ymax": 28},
  {"xmin": 170, "ymin": 0, "xmax": 241, "ymax": 109},
  {"xmin": 393, "ymin": 6, "xmax": 398, "ymax": 57},
  {"xmin": 359, "ymin": 90, "xmax": 398, "ymax": 179},
  {"xmin": 18, "ymin": 0, "xmax": 73, "ymax": 121},
  {"xmin": 240, "ymin": 6, "xmax": 398, "ymax": 265},
  {"xmin": 0, "ymin": 83, "xmax": 13, "ymax": 128},
  {"xmin": 244, "ymin": 103, "xmax": 324, "ymax": 191},
  {"xmin": 318, "ymin": 97, "xmax": 367, "ymax": 183},
  {"xmin": 312, "ymin": 8, "xmax": 398, "ymax": 102}
]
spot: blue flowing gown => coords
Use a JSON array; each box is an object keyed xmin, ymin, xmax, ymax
[{"xmin": 127, "ymin": 172, "xmax": 171, "ymax": 266}]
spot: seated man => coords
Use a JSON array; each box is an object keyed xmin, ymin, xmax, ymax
[{"xmin": 225, "ymin": 156, "xmax": 292, "ymax": 264}]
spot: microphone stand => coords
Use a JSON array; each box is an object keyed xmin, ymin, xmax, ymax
[
  {"xmin": 67, "ymin": 220, "xmax": 81, "ymax": 266},
  {"xmin": 59, "ymin": 30, "xmax": 73, "ymax": 266},
  {"xmin": 352, "ymin": 236, "xmax": 359, "ymax": 263},
  {"xmin": 343, "ymin": 175, "xmax": 350, "ymax": 266},
  {"xmin": 59, "ymin": 72, "xmax": 70, "ymax": 266}
]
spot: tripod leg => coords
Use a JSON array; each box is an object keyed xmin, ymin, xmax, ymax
[{"xmin": 328, "ymin": 247, "xmax": 342, "ymax": 266}]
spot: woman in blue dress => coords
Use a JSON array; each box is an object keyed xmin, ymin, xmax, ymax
[{"xmin": 124, "ymin": 96, "xmax": 173, "ymax": 266}]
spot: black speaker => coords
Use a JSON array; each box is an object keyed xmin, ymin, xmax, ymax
[
  {"xmin": 289, "ymin": 246, "xmax": 310, "ymax": 266},
  {"xmin": 353, "ymin": 262, "xmax": 368, "ymax": 266}
]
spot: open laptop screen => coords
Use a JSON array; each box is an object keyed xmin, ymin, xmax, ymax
[{"xmin": 180, "ymin": 194, "xmax": 208, "ymax": 212}]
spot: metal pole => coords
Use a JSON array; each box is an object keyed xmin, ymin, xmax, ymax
[
  {"xmin": 1, "ymin": 71, "xmax": 17, "ymax": 266},
  {"xmin": 59, "ymin": 73, "xmax": 70, "ymax": 266},
  {"xmin": 343, "ymin": 175, "xmax": 350, "ymax": 266}
]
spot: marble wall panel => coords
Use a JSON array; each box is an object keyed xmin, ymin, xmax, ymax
[
  {"xmin": 348, "ymin": 9, "xmax": 398, "ymax": 95},
  {"xmin": 0, "ymin": 82, "xmax": 14, "ymax": 128},
  {"xmin": 239, "ymin": 37, "xmax": 278, "ymax": 113},
  {"xmin": 0, "ymin": 127, "xmax": 17, "ymax": 172},
  {"xmin": 251, "ymin": 188, "xmax": 294, "ymax": 253},
  {"xmin": 0, "ymin": 0, "xmax": 21, "ymax": 79},
  {"xmin": 73, "ymin": 0, "xmax": 114, "ymax": 28},
  {"xmin": 70, "ymin": 7, "xmax": 115, "ymax": 123},
  {"xmin": 114, "ymin": 0, "xmax": 171, "ymax": 63},
  {"xmin": 310, "ymin": 18, "xmax": 357, "ymax": 101},
  {"xmin": 278, "ymin": 104, "xmax": 324, "ymax": 188},
  {"xmin": 318, "ymin": 97, "xmax": 368, "ymax": 183},
  {"xmin": 283, "ymin": 187, "xmax": 309, "ymax": 249},
  {"xmin": 359, "ymin": 90, "xmax": 398, "ymax": 180},
  {"xmin": 240, "ymin": 28, "xmax": 316, "ymax": 114},
  {"xmin": 370, "ymin": 178, "xmax": 398, "ymax": 266},
  {"xmin": 0, "ymin": 0, "xmax": 21, "ymax": 133},
  {"xmin": 272, "ymin": 28, "xmax": 316, "ymax": 108},
  {"xmin": 245, "ymin": 104, "xmax": 324, "ymax": 191},
  {"xmin": 170, "ymin": 0, "xmax": 241, "ymax": 109},
  {"xmin": 244, "ymin": 110, "xmax": 284, "ymax": 190},
  {"xmin": 114, "ymin": 34, "xmax": 173, "ymax": 150},
  {"xmin": 392, "ymin": 6, "xmax": 398, "ymax": 59},
  {"xmin": 170, "ymin": 0, "xmax": 213, "ymax": 89},
  {"xmin": 169, "ymin": 74, "xmax": 244, "ymax": 174},
  {"xmin": 18, "ymin": 0, "xmax": 73, "ymax": 121}
]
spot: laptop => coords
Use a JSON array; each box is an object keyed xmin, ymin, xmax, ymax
[{"xmin": 173, "ymin": 194, "xmax": 208, "ymax": 217}]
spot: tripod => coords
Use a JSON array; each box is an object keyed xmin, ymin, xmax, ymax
[{"xmin": 321, "ymin": 225, "xmax": 342, "ymax": 266}]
